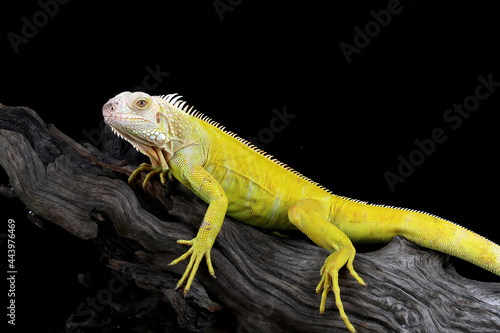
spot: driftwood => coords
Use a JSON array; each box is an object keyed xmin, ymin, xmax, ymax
[{"xmin": 0, "ymin": 104, "xmax": 499, "ymax": 333}]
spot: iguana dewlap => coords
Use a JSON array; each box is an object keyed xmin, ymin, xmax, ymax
[{"xmin": 102, "ymin": 91, "xmax": 500, "ymax": 333}]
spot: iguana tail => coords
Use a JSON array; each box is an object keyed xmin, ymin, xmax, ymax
[
  {"xmin": 338, "ymin": 201, "xmax": 500, "ymax": 276},
  {"xmin": 401, "ymin": 211, "xmax": 500, "ymax": 276}
]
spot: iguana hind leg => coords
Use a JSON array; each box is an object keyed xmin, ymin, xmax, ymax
[
  {"xmin": 288, "ymin": 199, "xmax": 365, "ymax": 333},
  {"xmin": 317, "ymin": 247, "xmax": 364, "ymax": 333}
]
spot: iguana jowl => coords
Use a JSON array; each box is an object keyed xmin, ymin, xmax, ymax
[{"xmin": 102, "ymin": 91, "xmax": 500, "ymax": 332}]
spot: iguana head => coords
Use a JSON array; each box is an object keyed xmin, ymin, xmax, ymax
[
  {"xmin": 102, "ymin": 91, "xmax": 168, "ymax": 151},
  {"xmin": 103, "ymin": 91, "xmax": 197, "ymax": 169},
  {"xmin": 103, "ymin": 91, "xmax": 205, "ymax": 168}
]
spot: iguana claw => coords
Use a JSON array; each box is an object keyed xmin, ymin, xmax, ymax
[
  {"xmin": 170, "ymin": 237, "xmax": 217, "ymax": 296},
  {"xmin": 128, "ymin": 162, "xmax": 171, "ymax": 189},
  {"xmin": 316, "ymin": 246, "xmax": 365, "ymax": 333}
]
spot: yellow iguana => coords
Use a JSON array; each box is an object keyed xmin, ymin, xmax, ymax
[{"xmin": 102, "ymin": 91, "xmax": 500, "ymax": 332}]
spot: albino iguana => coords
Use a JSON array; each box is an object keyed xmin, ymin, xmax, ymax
[{"xmin": 102, "ymin": 91, "xmax": 500, "ymax": 332}]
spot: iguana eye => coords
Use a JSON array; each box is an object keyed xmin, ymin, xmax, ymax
[{"xmin": 135, "ymin": 98, "xmax": 148, "ymax": 109}]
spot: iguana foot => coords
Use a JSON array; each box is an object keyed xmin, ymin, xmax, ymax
[
  {"xmin": 316, "ymin": 246, "xmax": 365, "ymax": 333},
  {"xmin": 170, "ymin": 237, "xmax": 217, "ymax": 295},
  {"xmin": 128, "ymin": 162, "xmax": 171, "ymax": 189}
]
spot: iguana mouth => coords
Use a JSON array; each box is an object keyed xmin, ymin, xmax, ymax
[{"xmin": 107, "ymin": 125, "xmax": 149, "ymax": 151}]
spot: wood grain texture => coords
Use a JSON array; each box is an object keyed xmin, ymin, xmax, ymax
[{"xmin": 1, "ymin": 104, "xmax": 499, "ymax": 332}]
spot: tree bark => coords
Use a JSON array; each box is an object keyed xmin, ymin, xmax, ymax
[{"xmin": 1, "ymin": 104, "xmax": 499, "ymax": 332}]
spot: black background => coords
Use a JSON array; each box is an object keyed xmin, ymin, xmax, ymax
[{"xmin": 1, "ymin": 1, "xmax": 499, "ymax": 332}]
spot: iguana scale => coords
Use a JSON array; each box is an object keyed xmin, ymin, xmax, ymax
[{"xmin": 102, "ymin": 91, "xmax": 500, "ymax": 332}]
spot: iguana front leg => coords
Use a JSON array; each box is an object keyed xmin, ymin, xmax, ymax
[
  {"xmin": 288, "ymin": 199, "xmax": 365, "ymax": 333},
  {"xmin": 168, "ymin": 152, "xmax": 228, "ymax": 295},
  {"xmin": 129, "ymin": 146, "xmax": 173, "ymax": 189},
  {"xmin": 129, "ymin": 162, "xmax": 171, "ymax": 189}
]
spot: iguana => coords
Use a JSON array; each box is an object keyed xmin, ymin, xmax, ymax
[{"xmin": 102, "ymin": 91, "xmax": 500, "ymax": 332}]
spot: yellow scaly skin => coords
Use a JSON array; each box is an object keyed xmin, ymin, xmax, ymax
[{"xmin": 103, "ymin": 91, "xmax": 500, "ymax": 332}]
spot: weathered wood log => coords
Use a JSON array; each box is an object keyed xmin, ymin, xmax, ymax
[{"xmin": 0, "ymin": 104, "xmax": 499, "ymax": 332}]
